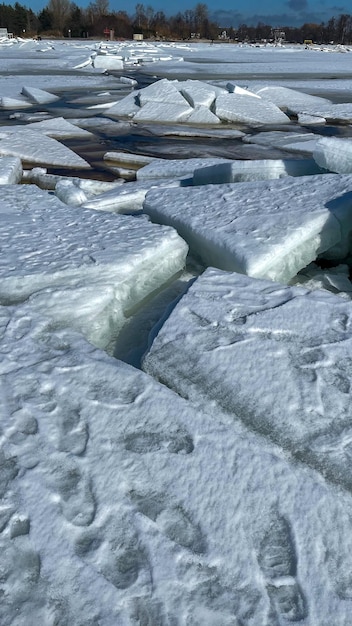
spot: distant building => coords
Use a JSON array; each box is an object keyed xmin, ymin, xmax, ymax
[
  {"xmin": 133, "ymin": 33, "xmax": 143, "ymax": 41},
  {"xmin": 0, "ymin": 28, "xmax": 12, "ymax": 38}
]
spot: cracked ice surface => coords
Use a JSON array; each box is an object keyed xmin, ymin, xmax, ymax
[{"xmin": 143, "ymin": 267, "xmax": 352, "ymax": 492}]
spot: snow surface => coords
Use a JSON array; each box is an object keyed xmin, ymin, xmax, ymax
[{"xmin": 2, "ymin": 37, "xmax": 352, "ymax": 625}]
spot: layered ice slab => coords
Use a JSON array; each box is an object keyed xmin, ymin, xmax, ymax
[
  {"xmin": 215, "ymin": 92, "xmax": 290, "ymax": 126},
  {"xmin": 143, "ymin": 268, "xmax": 352, "ymax": 493},
  {"xmin": 0, "ymin": 128, "xmax": 90, "ymax": 169},
  {"xmin": 3, "ymin": 304, "xmax": 352, "ymax": 624},
  {"xmin": 314, "ymin": 137, "xmax": 352, "ymax": 174},
  {"xmin": 144, "ymin": 173, "xmax": 352, "ymax": 283},
  {"xmin": 0, "ymin": 184, "xmax": 188, "ymax": 348},
  {"xmin": 0, "ymin": 156, "xmax": 22, "ymax": 184},
  {"xmin": 192, "ymin": 157, "xmax": 322, "ymax": 185}
]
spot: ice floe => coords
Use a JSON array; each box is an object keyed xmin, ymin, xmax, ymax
[
  {"xmin": 144, "ymin": 173, "xmax": 352, "ymax": 282},
  {"xmin": 143, "ymin": 267, "xmax": 352, "ymax": 493},
  {"xmin": 0, "ymin": 184, "xmax": 188, "ymax": 349}
]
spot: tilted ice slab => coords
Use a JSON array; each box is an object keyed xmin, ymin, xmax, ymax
[
  {"xmin": 3, "ymin": 305, "xmax": 352, "ymax": 623},
  {"xmin": 185, "ymin": 105, "xmax": 221, "ymax": 125},
  {"xmin": 215, "ymin": 92, "xmax": 290, "ymax": 126},
  {"xmin": 296, "ymin": 102, "xmax": 352, "ymax": 123},
  {"xmin": 0, "ymin": 128, "xmax": 90, "ymax": 169},
  {"xmin": 137, "ymin": 157, "xmax": 233, "ymax": 181},
  {"xmin": 0, "ymin": 96, "xmax": 32, "ymax": 109},
  {"xmin": 143, "ymin": 267, "xmax": 352, "ymax": 494},
  {"xmin": 0, "ymin": 156, "xmax": 22, "ymax": 184},
  {"xmin": 138, "ymin": 79, "xmax": 189, "ymax": 107},
  {"xmin": 242, "ymin": 130, "xmax": 317, "ymax": 149},
  {"xmin": 175, "ymin": 79, "xmax": 225, "ymax": 108},
  {"xmin": 314, "ymin": 137, "xmax": 352, "ymax": 174},
  {"xmin": 144, "ymin": 173, "xmax": 352, "ymax": 282},
  {"xmin": 248, "ymin": 84, "xmax": 331, "ymax": 114},
  {"xmin": 7, "ymin": 117, "xmax": 93, "ymax": 139},
  {"xmin": 0, "ymin": 184, "xmax": 188, "ymax": 348},
  {"xmin": 133, "ymin": 101, "xmax": 193, "ymax": 123},
  {"xmin": 21, "ymin": 85, "xmax": 60, "ymax": 105},
  {"xmin": 104, "ymin": 92, "xmax": 141, "ymax": 119},
  {"xmin": 193, "ymin": 158, "xmax": 322, "ymax": 185}
]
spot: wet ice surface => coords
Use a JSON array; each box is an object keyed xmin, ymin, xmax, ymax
[{"xmin": 3, "ymin": 37, "xmax": 352, "ymax": 625}]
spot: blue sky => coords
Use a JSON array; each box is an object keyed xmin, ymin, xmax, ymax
[{"xmin": 19, "ymin": 0, "xmax": 349, "ymax": 27}]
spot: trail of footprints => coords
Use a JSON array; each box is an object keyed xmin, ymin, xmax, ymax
[{"xmin": 4, "ymin": 372, "xmax": 352, "ymax": 625}]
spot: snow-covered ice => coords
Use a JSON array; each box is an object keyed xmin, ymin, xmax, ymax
[
  {"xmin": 192, "ymin": 157, "xmax": 322, "ymax": 185},
  {"xmin": 143, "ymin": 267, "xmax": 352, "ymax": 493},
  {"xmin": 314, "ymin": 137, "xmax": 352, "ymax": 174},
  {"xmin": 0, "ymin": 184, "xmax": 188, "ymax": 349},
  {"xmin": 144, "ymin": 173, "xmax": 352, "ymax": 282},
  {"xmin": 1, "ymin": 37, "xmax": 352, "ymax": 625}
]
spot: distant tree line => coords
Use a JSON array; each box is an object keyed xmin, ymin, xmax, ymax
[{"xmin": 1, "ymin": 1, "xmax": 352, "ymax": 44}]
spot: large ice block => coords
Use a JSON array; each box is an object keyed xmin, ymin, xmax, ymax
[
  {"xmin": 314, "ymin": 136, "xmax": 352, "ymax": 174},
  {"xmin": 215, "ymin": 92, "xmax": 290, "ymax": 125},
  {"xmin": 144, "ymin": 173, "xmax": 352, "ymax": 282},
  {"xmin": 143, "ymin": 267, "xmax": 352, "ymax": 493},
  {"xmin": 0, "ymin": 184, "xmax": 188, "ymax": 348},
  {"xmin": 193, "ymin": 158, "xmax": 322, "ymax": 185}
]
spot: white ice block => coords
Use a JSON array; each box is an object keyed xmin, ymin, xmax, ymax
[
  {"xmin": 144, "ymin": 173, "xmax": 352, "ymax": 282},
  {"xmin": 176, "ymin": 79, "xmax": 220, "ymax": 107},
  {"xmin": 143, "ymin": 267, "xmax": 352, "ymax": 493},
  {"xmin": 185, "ymin": 105, "xmax": 221, "ymax": 124},
  {"xmin": 215, "ymin": 92, "xmax": 290, "ymax": 126},
  {"xmin": 104, "ymin": 92, "xmax": 140, "ymax": 118},
  {"xmin": 21, "ymin": 85, "xmax": 60, "ymax": 104},
  {"xmin": 133, "ymin": 101, "xmax": 193, "ymax": 123},
  {"xmin": 0, "ymin": 128, "xmax": 90, "ymax": 169},
  {"xmin": 82, "ymin": 178, "xmax": 182, "ymax": 213},
  {"xmin": 313, "ymin": 136, "xmax": 352, "ymax": 174},
  {"xmin": 0, "ymin": 156, "xmax": 22, "ymax": 184},
  {"xmin": 0, "ymin": 185, "xmax": 189, "ymax": 347},
  {"xmin": 138, "ymin": 78, "xmax": 188, "ymax": 106},
  {"xmin": 249, "ymin": 84, "xmax": 331, "ymax": 113},
  {"xmin": 93, "ymin": 54, "xmax": 124, "ymax": 70},
  {"xmin": 193, "ymin": 158, "xmax": 322, "ymax": 185},
  {"xmin": 137, "ymin": 157, "xmax": 233, "ymax": 181}
]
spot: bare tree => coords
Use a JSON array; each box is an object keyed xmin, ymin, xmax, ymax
[{"xmin": 47, "ymin": 0, "xmax": 71, "ymax": 32}]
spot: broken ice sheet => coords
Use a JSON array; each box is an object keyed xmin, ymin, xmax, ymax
[
  {"xmin": 144, "ymin": 173, "xmax": 352, "ymax": 283},
  {"xmin": 2, "ymin": 301, "xmax": 352, "ymax": 623},
  {"xmin": 143, "ymin": 267, "xmax": 352, "ymax": 492},
  {"xmin": 0, "ymin": 184, "xmax": 188, "ymax": 349}
]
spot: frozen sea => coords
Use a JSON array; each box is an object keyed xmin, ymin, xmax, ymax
[{"xmin": 2, "ymin": 36, "xmax": 352, "ymax": 625}]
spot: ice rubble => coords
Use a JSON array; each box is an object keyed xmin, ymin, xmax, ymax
[
  {"xmin": 143, "ymin": 267, "xmax": 352, "ymax": 493},
  {"xmin": 0, "ymin": 184, "xmax": 188, "ymax": 349},
  {"xmin": 104, "ymin": 78, "xmax": 290, "ymax": 126},
  {"xmin": 144, "ymin": 173, "xmax": 352, "ymax": 283},
  {"xmin": 3, "ymin": 303, "xmax": 352, "ymax": 624},
  {"xmin": 1, "ymin": 40, "xmax": 352, "ymax": 626}
]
